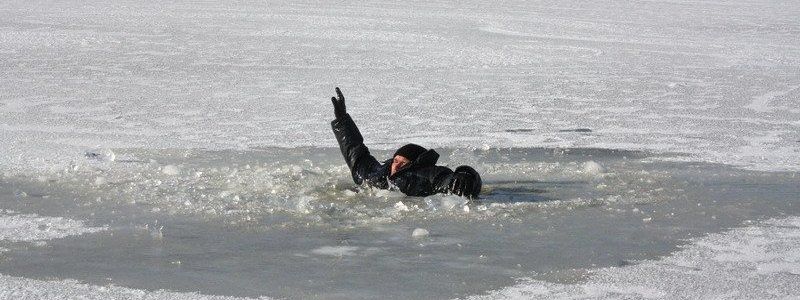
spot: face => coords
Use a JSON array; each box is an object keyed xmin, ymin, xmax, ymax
[{"xmin": 390, "ymin": 155, "xmax": 411, "ymax": 176}]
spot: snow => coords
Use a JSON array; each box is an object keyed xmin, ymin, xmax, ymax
[{"xmin": 0, "ymin": 0, "xmax": 798, "ymax": 173}]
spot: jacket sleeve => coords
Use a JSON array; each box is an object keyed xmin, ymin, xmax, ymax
[
  {"xmin": 331, "ymin": 113, "xmax": 382, "ymax": 185},
  {"xmin": 431, "ymin": 167, "xmax": 456, "ymax": 194},
  {"xmin": 389, "ymin": 165, "xmax": 452, "ymax": 197}
]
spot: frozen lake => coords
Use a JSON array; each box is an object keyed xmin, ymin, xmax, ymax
[{"xmin": 1, "ymin": 0, "xmax": 799, "ymax": 299}]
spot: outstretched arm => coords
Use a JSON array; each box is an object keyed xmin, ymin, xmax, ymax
[{"xmin": 329, "ymin": 87, "xmax": 382, "ymax": 185}]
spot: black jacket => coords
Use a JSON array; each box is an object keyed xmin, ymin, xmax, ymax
[{"xmin": 331, "ymin": 114, "xmax": 458, "ymax": 197}]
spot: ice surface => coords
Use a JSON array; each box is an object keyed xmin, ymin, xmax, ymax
[
  {"xmin": 0, "ymin": 212, "xmax": 105, "ymax": 243},
  {"xmin": 0, "ymin": 0, "xmax": 798, "ymax": 174},
  {"xmin": 468, "ymin": 217, "xmax": 800, "ymax": 299},
  {"xmin": 0, "ymin": 274, "xmax": 265, "ymax": 300}
]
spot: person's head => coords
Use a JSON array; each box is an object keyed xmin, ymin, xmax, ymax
[{"xmin": 391, "ymin": 143, "xmax": 426, "ymax": 176}]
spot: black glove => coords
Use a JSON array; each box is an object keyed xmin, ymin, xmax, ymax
[
  {"xmin": 330, "ymin": 87, "xmax": 346, "ymax": 119},
  {"xmin": 449, "ymin": 165, "xmax": 482, "ymax": 199}
]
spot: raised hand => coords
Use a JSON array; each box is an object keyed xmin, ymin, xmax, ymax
[{"xmin": 331, "ymin": 87, "xmax": 346, "ymax": 119}]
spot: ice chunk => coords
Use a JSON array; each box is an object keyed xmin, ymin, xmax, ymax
[
  {"xmin": 394, "ymin": 202, "xmax": 410, "ymax": 211},
  {"xmin": 85, "ymin": 148, "xmax": 116, "ymax": 162},
  {"xmin": 162, "ymin": 165, "xmax": 181, "ymax": 176},
  {"xmin": 311, "ymin": 246, "xmax": 359, "ymax": 257},
  {"xmin": 440, "ymin": 196, "xmax": 466, "ymax": 211},
  {"xmin": 295, "ymin": 196, "xmax": 313, "ymax": 213},
  {"xmin": 582, "ymin": 161, "xmax": 605, "ymax": 175},
  {"xmin": 412, "ymin": 228, "xmax": 429, "ymax": 238}
]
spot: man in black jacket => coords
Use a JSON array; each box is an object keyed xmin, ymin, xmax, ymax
[{"xmin": 329, "ymin": 87, "xmax": 482, "ymax": 199}]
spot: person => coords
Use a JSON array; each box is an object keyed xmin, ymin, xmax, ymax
[{"xmin": 329, "ymin": 87, "xmax": 482, "ymax": 199}]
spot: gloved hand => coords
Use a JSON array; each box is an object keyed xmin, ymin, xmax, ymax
[
  {"xmin": 330, "ymin": 87, "xmax": 346, "ymax": 119},
  {"xmin": 449, "ymin": 165, "xmax": 482, "ymax": 199}
]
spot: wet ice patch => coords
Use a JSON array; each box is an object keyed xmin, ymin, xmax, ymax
[
  {"xmin": 0, "ymin": 212, "xmax": 106, "ymax": 243},
  {"xmin": 469, "ymin": 217, "xmax": 800, "ymax": 299}
]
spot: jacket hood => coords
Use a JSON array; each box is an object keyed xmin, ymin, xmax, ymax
[{"xmin": 413, "ymin": 149, "xmax": 439, "ymax": 167}]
